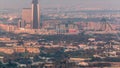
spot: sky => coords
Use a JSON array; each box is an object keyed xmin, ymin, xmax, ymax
[{"xmin": 0, "ymin": 0, "xmax": 120, "ymax": 9}]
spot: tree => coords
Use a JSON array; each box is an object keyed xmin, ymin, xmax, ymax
[
  {"xmin": 5, "ymin": 60, "xmax": 18, "ymax": 68},
  {"xmin": 0, "ymin": 61, "xmax": 4, "ymax": 68}
]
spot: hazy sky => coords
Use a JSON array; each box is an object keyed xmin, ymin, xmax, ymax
[{"xmin": 0, "ymin": 0, "xmax": 120, "ymax": 9}]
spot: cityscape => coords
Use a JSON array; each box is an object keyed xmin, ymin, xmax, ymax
[{"xmin": 0, "ymin": 0, "xmax": 120, "ymax": 68}]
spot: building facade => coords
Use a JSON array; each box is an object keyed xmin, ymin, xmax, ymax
[
  {"xmin": 32, "ymin": 0, "xmax": 40, "ymax": 29},
  {"xmin": 20, "ymin": 0, "xmax": 40, "ymax": 29},
  {"xmin": 22, "ymin": 8, "xmax": 32, "ymax": 29}
]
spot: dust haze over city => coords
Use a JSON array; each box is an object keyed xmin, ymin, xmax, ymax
[
  {"xmin": 0, "ymin": 0, "xmax": 120, "ymax": 68},
  {"xmin": 0, "ymin": 0, "xmax": 120, "ymax": 9}
]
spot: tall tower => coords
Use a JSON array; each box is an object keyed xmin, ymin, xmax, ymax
[{"xmin": 32, "ymin": 0, "xmax": 40, "ymax": 29}]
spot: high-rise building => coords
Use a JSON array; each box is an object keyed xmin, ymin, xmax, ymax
[
  {"xmin": 22, "ymin": 8, "xmax": 32, "ymax": 29},
  {"xmin": 22, "ymin": 8, "xmax": 32, "ymax": 23},
  {"xmin": 18, "ymin": 20, "xmax": 25, "ymax": 28},
  {"xmin": 32, "ymin": 0, "xmax": 40, "ymax": 29},
  {"xmin": 20, "ymin": 0, "xmax": 40, "ymax": 29}
]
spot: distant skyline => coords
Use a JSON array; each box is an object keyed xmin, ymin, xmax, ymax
[{"xmin": 0, "ymin": 0, "xmax": 120, "ymax": 9}]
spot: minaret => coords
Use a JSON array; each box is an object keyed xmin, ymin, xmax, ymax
[{"xmin": 32, "ymin": 0, "xmax": 40, "ymax": 29}]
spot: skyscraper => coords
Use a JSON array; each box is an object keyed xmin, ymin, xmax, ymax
[
  {"xmin": 22, "ymin": 8, "xmax": 32, "ymax": 29},
  {"xmin": 32, "ymin": 0, "xmax": 40, "ymax": 29}
]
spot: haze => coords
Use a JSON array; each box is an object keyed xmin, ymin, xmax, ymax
[{"xmin": 0, "ymin": 0, "xmax": 120, "ymax": 9}]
